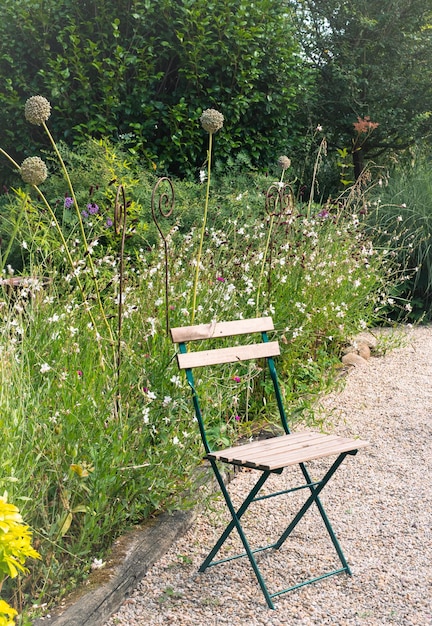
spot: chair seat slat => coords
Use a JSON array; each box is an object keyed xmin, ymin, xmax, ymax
[
  {"xmin": 171, "ymin": 317, "xmax": 274, "ymax": 343},
  {"xmin": 207, "ymin": 432, "xmax": 369, "ymax": 471},
  {"xmin": 176, "ymin": 341, "xmax": 280, "ymax": 369}
]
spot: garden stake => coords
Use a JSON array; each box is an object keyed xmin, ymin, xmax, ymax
[{"xmin": 151, "ymin": 176, "xmax": 175, "ymax": 334}]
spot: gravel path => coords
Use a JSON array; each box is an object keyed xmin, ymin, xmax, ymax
[{"xmin": 105, "ymin": 325, "xmax": 432, "ymax": 626}]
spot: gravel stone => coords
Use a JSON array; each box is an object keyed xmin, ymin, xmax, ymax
[{"xmin": 105, "ymin": 325, "xmax": 432, "ymax": 626}]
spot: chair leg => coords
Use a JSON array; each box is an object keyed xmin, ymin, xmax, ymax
[
  {"xmin": 274, "ymin": 453, "xmax": 351, "ymax": 573},
  {"xmin": 200, "ymin": 460, "xmax": 276, "ymax": 609}
]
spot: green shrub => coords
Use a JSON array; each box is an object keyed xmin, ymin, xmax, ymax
[{"xmin": 0, "ymin": 0, "xmax": 313, "ymax": 180}]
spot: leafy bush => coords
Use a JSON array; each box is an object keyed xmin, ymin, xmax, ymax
[{"xmin": 0, "ymin": 0, "xmax": 313, "ymax": 180}]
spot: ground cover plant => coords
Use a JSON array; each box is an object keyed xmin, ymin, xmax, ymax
[{"xmin": 0, "ymin": 98, "xmax": 402, "ymax": 622}]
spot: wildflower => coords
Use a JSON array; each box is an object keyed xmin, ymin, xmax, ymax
[
  {"xmin": 233, "ymin": 376, "xmax": 241, "ymax": 383},
  {"xmin": 353, "ymin": 116, "xmax": 379, "ymax": 134},
  {"xmin": 0, "ymin": 598, "xmax": 18, "ymax": 623},
  {"xmin": 199, "ymin": 169, "xmax": 207, "ymax": 183},
  {"xmin": 77, "ymin": 370, "xmax": 83, "ymax": 378},
  {"xmin": 64, "ymin": 196, "xmax": 74, "ymax": 209},
  {"xmin": 142, "ymin": 407, "xmax": 150, "ymax": 424},
  {"xmin": 200, "ymin": 108, "xmax": 224, "ymax": 134},
  {"xmin": 91, "ymin": 558, "xmax": 105, "ymax": 570},
  {"xmin": 146, "ymin": 390, "xmax": 157, "ymax": 400},
  {"xmin": 172, "ymin": 436, "xmax": 180, "ymax": 445},
  {"xmin": 235, "ymin": 415, "xmax": 241, "ymax": 421},
  {"xmin": 40, "ymin": 363, "xmax": 51, "ymax": 373},
  {"xmin": 87, "ymin": 202, "xmax": 99, "ymax": 215},
  {"xmin": 316, "ymin": 124, "xmax": 323, "ymax": 132},
  {"xmin": 20, "ymin": 156, "xmax": 48, "ymax": 186},
  {"xmin": 277, "ymin": 155, "xmax": 291, "ymax": 170},
  {"xmin": 216, "ymin": 276, "xmax": 225, "ymax": 282},
  {"xmin": 24, "ymin": 95, "xmax": 51, "ymax": 125},
  {"xmin": 105, "ymin": 218, "xmax": 113, "ymax": 228},
  {"xmin": 170, "ymin": 375, "xmax": 181, "ymax": 387},
  {"xmin": 163, "ymin": 396, "xmax": 172, "ymax": 406}
]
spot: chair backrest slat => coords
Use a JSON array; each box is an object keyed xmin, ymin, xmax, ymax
[
  {"xmin": 171, "ymin": 316, "xmax": 274, "ymax": 343},
  {"xmin": 176, "ymin": 340, "xmax": 280, "ymax": 369}
]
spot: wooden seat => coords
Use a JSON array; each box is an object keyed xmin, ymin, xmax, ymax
[
  {"xmin": 171, "ymin": 317, "xmax": 369, "ymax": 609},
  {"xmin": 208, "ymin": 431, "xmax": 369, "ymax": 471}
]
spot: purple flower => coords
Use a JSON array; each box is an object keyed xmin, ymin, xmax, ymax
[
  {"xmin": 87, "ymin": 202, "xmax": 99, "ymax": 215},
  {"xmin": 81, "ymin": 210, "xmax": 89, "ymax": 218},
  {"xmin": 64, "ymin": 196, "xmax": 74, "ymax": 209},
  {"xmin": 317, "ymin": 209, "xmax": 330, "ymax": 219},
  {"xmin": 105, "ymin": 218, "xmax": 113, "ymax": 228},
  {"xmin": 233, "ymin": 376, "xmax": 241, "ymax": 383},
  {"xmin": 216, "ymin": 276, "xmax": 225, "ymax": 282},
  {"xmin": 235, "ymin": 415, "xmax": 241, "ymax": 422}
]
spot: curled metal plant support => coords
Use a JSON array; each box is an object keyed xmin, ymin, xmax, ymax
[
  {"xmin": 256, "ymin": 182, "xmax": 295, "ymax": 316},
  {"xmin": 264, "ymin": 181, "xmax": 294, "ymax": 218},
  {"xmin": 151, "ymin": 177, "xmax": 175, "ymax": 334}
]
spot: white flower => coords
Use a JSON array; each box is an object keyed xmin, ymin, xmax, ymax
[
  {"xmin": 163, "ymin": 396, "xmax": 172, "ymax": 406},
  {"xmin": 172, "ymin": 436, "xmax": 180, "ymax": 445},
  {"xmin": 146, "ymin": 390, "xmax": 157, "ymax": 401},
  {"xmin": 21, "ymin": 241, "xmax": 28, "ymax": 250},
  {"xmin": 40, "ymin": 363, "xmax": 51, "ymax": 373},
  {"xmin": 199, "ymin": 169, "xmax": 207, "ymax": 184},
  {"xmin": 142, "ymin": 407, "xmax": 150, "ymax": 424},
  {"xmin": 170, "ymin": 375, "xmax": 181, "ymax": 387},
  {"xmin": 91, "ymin": 558, "xmax": 105, "ymax": 570}
]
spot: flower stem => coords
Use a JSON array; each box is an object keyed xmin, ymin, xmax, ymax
[
  {"xmin": 42, "ymin": 122, "xmax": 114, "ymax": 345},
  {"xmin": 191, "ymin": 132, "xmax": 213, "ymax": 323}
]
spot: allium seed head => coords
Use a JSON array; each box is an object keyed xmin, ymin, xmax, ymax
[
  {"xmin": 278, "ymin": 156, "xmax": 291, "ymax": 170},
  {"xmin": 20, "ymin": 157, "xmax": 48, "ymax": 186},
  {"xmin": 24, "ymin": 95, "xmax": 51, "ymax": 125},
  {"xmin": 200, "ymin": 108, "xmax": 224, "ymax": 134}
]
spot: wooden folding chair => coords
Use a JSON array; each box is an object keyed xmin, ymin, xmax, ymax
[{"xmin": 171, "ymin": 317, "xmax": 369, "ymax": 609}]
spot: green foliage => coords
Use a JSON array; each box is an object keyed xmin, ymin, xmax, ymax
[
  {"xmin": 291, "ymin": 0, "xmax": 432, "ymax": 179},
  {"xmin": 0, "ymin": 0, "xmax": 312, "ymax": 179}
]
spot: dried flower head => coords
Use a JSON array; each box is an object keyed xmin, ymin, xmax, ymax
[
  {"xmin": 24, "ymin": 95, "xmax": 51, "ymax": 125},
  {"xmin": 200, "ymin": 108, "xmax": 224, "ymax": 134},
  {"xmin": 278, "ymin": 155, "xmax": 291, "ymax": 170},
  {"xmin": 20, "ymin": 157, "xmax": 48, "ymax": 186}
]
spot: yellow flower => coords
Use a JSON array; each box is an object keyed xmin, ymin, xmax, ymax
[
  {"xmin": 0, "ymin": 495, "xmax": 41, "ymax": 580},
  {"xmin": 0, "ymin": 599, "xmax": 17, "ymax": 626}
]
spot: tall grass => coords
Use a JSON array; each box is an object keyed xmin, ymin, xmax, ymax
[{"xmin": 366, "ymin": 154, "xmax": 432, "ymax": 320}]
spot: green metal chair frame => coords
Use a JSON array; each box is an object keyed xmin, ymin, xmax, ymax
[{"xmin": 171, "ymin": 317, "xmax": 369, "ymax": 609}]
